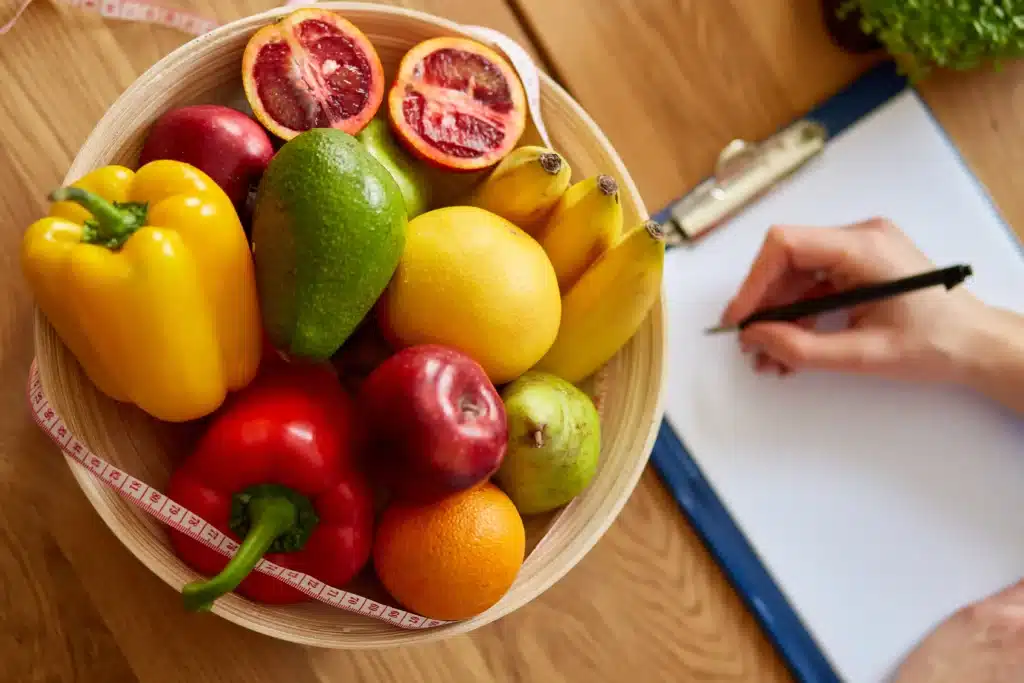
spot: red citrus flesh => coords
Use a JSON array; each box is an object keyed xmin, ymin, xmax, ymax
[
  {"xmin": 241, "ymin": 9, "xmax": 385, "ymax": 140},
  {"xmin": 388, "ymin": 37, "xmax": 527, "ymax": 172}
]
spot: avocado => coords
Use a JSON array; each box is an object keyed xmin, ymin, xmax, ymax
[
  {"xmin": 251, "ymin": 128, "xmax": 407, "ymax": 359},
  {"xmin": 356, "ymin": 116, "xmax": 431, "ymax": 218}
]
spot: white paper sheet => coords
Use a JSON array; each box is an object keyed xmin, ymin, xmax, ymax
[{"xmin": 662, "ymin": 90, "xmax": 1024, "ymax": 682}]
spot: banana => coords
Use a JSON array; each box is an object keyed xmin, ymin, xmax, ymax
[
  {"xmin": 532, "ymin": 219, "xmax": 665, "ymax": 384},
  {"xmin": 468, "ymin": 145, "xmax": 572, "ymax": 232},
  {"xmin": 537, "ymin": 174, "xmax": 623, "ymax": 292}
]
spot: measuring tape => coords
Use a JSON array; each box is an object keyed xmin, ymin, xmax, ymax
[
  {"xmin": 18, "ymin": 0, "xmax": 555, "ymax": 629},
  {"xmin": 27, "ymin": 361, "xmax": 453, "ymax": 629}
]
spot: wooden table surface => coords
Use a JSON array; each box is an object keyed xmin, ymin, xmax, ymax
[{"xmin": 3, "ymin": 1, "xmax": 1024, "ymax": 681}]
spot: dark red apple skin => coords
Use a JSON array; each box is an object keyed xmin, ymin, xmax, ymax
[
  {"xmin": 358, "ymin": 344, "xmax": 508, "ymax": 502},
  {"xmin": 138, "ymin": 104, "xmax": 274, "ymax": 211},
  {"xmin": 330, "ymin": 313, "xmax": 395, "ymax": 395}
]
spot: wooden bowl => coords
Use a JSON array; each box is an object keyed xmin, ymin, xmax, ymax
[{"xmin": 32, "ymin": 1, "xmax": 667, "ymax": 648}]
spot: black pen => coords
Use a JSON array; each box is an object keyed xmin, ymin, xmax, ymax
[{"xmin": 705, "ymin": 264, "xmax": 974, "ymax": 334}]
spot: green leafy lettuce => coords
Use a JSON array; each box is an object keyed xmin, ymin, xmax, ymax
[{"xmin": 840, "ymin": 0, "xmax": 1024, "ymax": 78}]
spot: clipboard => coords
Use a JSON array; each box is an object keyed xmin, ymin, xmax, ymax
[{"xmin": 647, "ymin": 60, "xmax": 1024, "ymax": 683}]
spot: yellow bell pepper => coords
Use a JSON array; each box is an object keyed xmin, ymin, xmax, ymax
[{"xmin": 22, "ymin": 160, "xmax": 263, "ymax": 423}]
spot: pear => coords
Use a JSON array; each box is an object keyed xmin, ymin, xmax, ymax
[{"xmin": 495, "ymin": 372, "xmax": 600, "ymax": 515}]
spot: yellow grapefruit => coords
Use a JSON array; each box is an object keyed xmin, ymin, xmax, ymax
[{"xmin": 379, "ymin": 206, "xmax": 561, "ymax": 385}]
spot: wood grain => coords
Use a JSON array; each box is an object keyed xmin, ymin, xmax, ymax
[
  {"xmin": 511, "ymin": 0, "xmax": 877, "ymax": 214},
  {"xmin": 5, "ymin": 0, "xmax": 1024, "ymax": 680}
]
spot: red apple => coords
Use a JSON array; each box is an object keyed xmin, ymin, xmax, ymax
[
  {"xmin": 138, "ymin": 104, "xmax": 274, "ymax": 211},
  {"xmin": 358, "ymin": 344, "xmax": 507, "ymax": 502}
]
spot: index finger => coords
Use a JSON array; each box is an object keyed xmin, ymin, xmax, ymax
[{"xmin": 721, "ymin": 224, "xmax": 852, "ymax": 324}]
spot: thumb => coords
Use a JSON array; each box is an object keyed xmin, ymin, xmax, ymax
[{"xmin": 740, "ymin": 323, "xmax": 897, "ymax": 374}]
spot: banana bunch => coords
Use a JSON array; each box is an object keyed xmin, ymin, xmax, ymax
[
  {"xmin": 468, "ymin": 145, "xmax": 572, "ymax": 232},
  {"xmin": 533, "ymin": 220, "xmax": 666, "ymax": 384},
  {"xmin": 470, "ymin": 144, "xmax": 663, "ymax": 384},
  {"xmin": 536, "ymin": 173, "xmax": 623, "ymax": 292}
]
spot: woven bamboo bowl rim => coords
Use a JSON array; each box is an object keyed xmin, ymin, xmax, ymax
[{"xmin": 32, "ymin": 1, "xmax": 667, "ymax": 647}]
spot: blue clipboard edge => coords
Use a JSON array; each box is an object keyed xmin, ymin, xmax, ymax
[
  {"xmin": 648, "ymin": 58, "xmax": 1024, "ymax": 683},
  {"xmin": 648, "ymin": 60, "xmax": 911, "ymax": 683}
]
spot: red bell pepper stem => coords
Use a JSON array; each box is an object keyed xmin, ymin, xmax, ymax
[{"xmin": 181, "ymin": 494, "xmax": 298, "ymax": 612}]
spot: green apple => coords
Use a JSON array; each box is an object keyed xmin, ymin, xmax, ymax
[{"xmin": 356, "ymin": 115, "xmax": 431, "ymax": 218}]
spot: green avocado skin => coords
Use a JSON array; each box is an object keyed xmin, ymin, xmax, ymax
[{"xmin": 251, "ymin": 128, "xmax": 407, "ymax": 359}]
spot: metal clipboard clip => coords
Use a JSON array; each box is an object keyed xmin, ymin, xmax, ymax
[{"xmin": 660, "ymin": 120, "xmax": 828, "ymax": 246}]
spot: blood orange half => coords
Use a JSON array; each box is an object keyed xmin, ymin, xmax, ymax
[
  {"xmin": 242, "ymin": 9, "xmax": 385, "ymax": 140},
  {"xmin": 388, "ymin": 37, "xmax": 527, "ymax": 172}
]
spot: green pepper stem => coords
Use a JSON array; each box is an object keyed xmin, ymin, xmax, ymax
[
  {"xmin": 48, "ymin": 186, "xmax": 145, "ymax": 248},
  {"xmin": 181, "ymin": 495, "xmax": 298, "ymax": 612}
]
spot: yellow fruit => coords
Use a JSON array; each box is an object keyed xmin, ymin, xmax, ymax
[
  {"xmin": 468, "ymin": 146, "xmax": 572, "ymax": 233},
  {"xmin": 380, "ymin": 206, "xmax": 561, "ymax": 384},
  {"xmin": 373, "ymin": 483, "xmax": 526, "ymax": 621},
  {"xmin": 533, "ymin": 220, "xmax": 665, "ymax": 383},
  {"xmin": 537, "ymin": 174, "xmax": 623, "ymax": 292}
]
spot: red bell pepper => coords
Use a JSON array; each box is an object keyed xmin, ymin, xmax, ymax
[{"xmin": 165, "ymin": 359, "xmax": 374, "ymax": 611}]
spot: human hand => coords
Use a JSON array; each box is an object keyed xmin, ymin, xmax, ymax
[
  {"xmin": 891, "ymin": 579, "xmax": 1024, "ymax": 683},
  {"xmin": 720, "ymin": 218, "xmax": 987, "ymax": 383}
]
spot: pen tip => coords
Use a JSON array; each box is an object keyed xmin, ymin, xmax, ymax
[{"xmin": 704, "ymin": 324, "xmax": 737, "ymax": 335}]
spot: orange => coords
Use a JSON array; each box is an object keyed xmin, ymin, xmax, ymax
[
  {"xmin": 378, "ymin": 206, "xmax": 561, "ymax": 385},
  {"xmin": 388, "ymin": 37, "xmax": 527, "ymax": 172},
  {"xmin": 373, "ymin": 483, "xmax": 526, "ymax": 621},
  {"xmin": 241, "ymin": 9, "xmax": 385, "ymax": 140}
]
